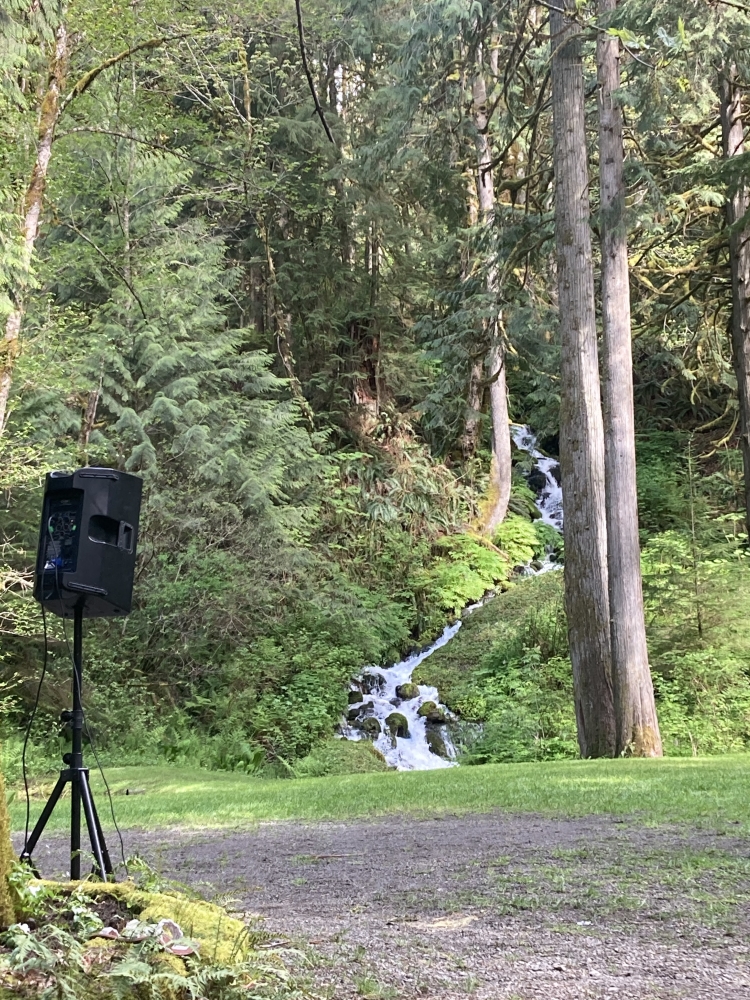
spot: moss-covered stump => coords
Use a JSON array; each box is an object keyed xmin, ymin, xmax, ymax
[
  {"xmin": 1, "ymin": 876, "xmax": 307, "ymax": 1000},
  {"xmin": 61, "ymin": 882, "xmax": 259, "ymax": 965}
]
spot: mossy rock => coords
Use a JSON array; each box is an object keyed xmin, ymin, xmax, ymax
[
  {"xmin": 417, "ymin": 701, "xmax": 446, "ymax": 723},
  {"xmin": 295, "ymin": 738, "xmax": 390, "ymax": 777},
  {"xmin": 358, "ymin": 717, "xmax": 382, "ymax": 738},
  {"xmin": 425, "ymin": 727, "xmax": 448, "ymax": 758},
  {"xmin": 395, "ymin": 682, "xmax": 420, "ymax": 700},
  {"xmin": 385, "ymin": 712, "xmax": 409, "ymax": 738}
]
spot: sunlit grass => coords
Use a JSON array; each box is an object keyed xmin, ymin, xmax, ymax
[{"xmin": 9, "ymin": 755, "xmax": 750, "ymax": 834}]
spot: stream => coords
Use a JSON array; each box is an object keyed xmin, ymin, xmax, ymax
[{"xmin": 342, "ymin": 425, "xmax": 563, "ymax": 770}]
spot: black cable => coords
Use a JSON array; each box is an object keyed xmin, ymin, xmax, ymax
[{"xmin": 22, "ymin": 604, "xmax": 49, "ymax": 852}]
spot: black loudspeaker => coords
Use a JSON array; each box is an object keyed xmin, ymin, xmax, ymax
[{"xmin": 34, "ymin": 467, "xmax": 142, "ymax": 619}]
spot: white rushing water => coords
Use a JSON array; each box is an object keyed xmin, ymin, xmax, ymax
[{"xmin": 342, "ymin": 425, "xmax": 562, "ymax": 770}]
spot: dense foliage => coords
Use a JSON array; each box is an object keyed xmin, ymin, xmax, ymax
[{"xmin": 1, "ymin": 0, "xmax": 749, "ymax": 774}]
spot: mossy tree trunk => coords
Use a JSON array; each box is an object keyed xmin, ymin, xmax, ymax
[
  {"xmin": 472, "ymin": 52, "xmax": 511, "ymax": 533},
  {"xmin": 0, "ymin": 762, "xmax": 16, "ymax": 927},
  {"xmin": 720, "ymin": 64, "xmax": 750, "ymax": 541}
]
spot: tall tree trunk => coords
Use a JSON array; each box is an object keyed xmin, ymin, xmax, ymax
[
  {"xmin": 0, "ymin": 21, "xmax": 68, "ymax": 435},
  {"xmin": 597, "ymin": 0, "xmax": 662, "ymax": 757},
  {"xmin": 472, "ymin": 56, "xmax": 511, "ymax": 531},
  {"xmin": 720, "ymin": 65, "xmax": 750, "ymax": 541},
  {"xmin": 551, "ymin": 1, "xmax": 615, "ymax": 757},
  {"xmin": 485, "ymin": 340, "xmax": 512, "ymax": 534}
]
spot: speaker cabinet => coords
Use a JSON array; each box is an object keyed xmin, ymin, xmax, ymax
[{"xmin": 34, "ymin": 468, "xmax": 142, "ymax": 618}]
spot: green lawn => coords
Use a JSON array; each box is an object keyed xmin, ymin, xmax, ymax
[{"xmin": 10, "ymin": 755, "xmax": 750, "ymax": 834}]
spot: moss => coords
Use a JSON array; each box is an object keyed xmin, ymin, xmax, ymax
[
  {"xmin": 59, "ymin": 882, "xmax": 265, "ymax": 965},
  {"xmin": 385, "ymin": 713, "xmax": 409, "ymax": 738},
  {"xmin": 413, "ymin": 572, "xmax": 564, "ymax": 711},
  {"xmin": 0, "ymin": 758, "xmax": 16, "ymax": 927},
  {"xmin": 396, "ymin": 682, "xmax": 420, "ymax": 700}
]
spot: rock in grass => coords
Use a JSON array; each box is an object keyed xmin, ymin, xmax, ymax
[
  {"xmin": 418, "ymin": 701, "xmax": 446, "ymax": 723},
  {"xmin": 385, "ymin": 712, "xmax": 409, "ymax": 739},
  {"xmin": 396, "ymin": 682, "xmax": 420, "ymax": 700}
]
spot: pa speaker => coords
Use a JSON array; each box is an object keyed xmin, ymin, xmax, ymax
[{"xmin": 34, "ymin": 468, "xmax": 142, "ymax": 619}]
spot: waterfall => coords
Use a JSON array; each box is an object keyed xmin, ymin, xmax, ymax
[{"xmin": 341, "ymin": 425, "xmax": 562, "ymax": 771}]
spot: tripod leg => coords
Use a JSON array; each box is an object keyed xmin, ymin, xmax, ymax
[
  {"xmin": 80, "ymin": 772, "xmax": 110, "ymax": 879},
  {"xmin": 86, "ymin": 780, "xmax": 114, "ymax": 877},
  {"xmin": 19, "ymin": 772, "xmax": 69, "ymax": 872},
  {"xmin": 70, "ymin": 769, "xmax": 82, "ymax": 880}
]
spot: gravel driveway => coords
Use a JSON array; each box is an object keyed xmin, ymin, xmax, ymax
[{"xmin": 15, "ymin": 812, "xmax": 750, "ymax": 999}]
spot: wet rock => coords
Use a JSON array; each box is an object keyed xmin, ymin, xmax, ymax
[
  {"xmin": 549, "ymin": 462, "xmax": 562, "ymax": 486},
  {"xmin": 418, "ymin": 701, "xmax": 446, "ymax": 723},
  {"xmin": 348, "ymin": 689, "xmax": 363, "ymax": 705},
  {"xmin": 396, "ymin": 682, "xmax": 420, "ymax": 701},
  {"xmin": 527, "ymin": 468, "xmax": 548, "ymax": 493},
  {"xmin": 361, "ymin": 672, "xmax": 384, "ymax": 695},
  {"xmin": 348, "ymin": 700, "xmax": 373, "ymax": 722},
  {"xmin": 425, "ymin": 726, "xmax": 448, "ymax": 758},
  {"xmin": 359, "ymin": 717, "xmax": 382, "ymax": 738},
  {"xmin": 385, "ymin": 712, "xmax": 409, "ymax": 739}
]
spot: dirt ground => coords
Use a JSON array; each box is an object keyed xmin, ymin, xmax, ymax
[{"xmin": 15, "ymin": 812, "xmax": 750, "ymax": 999}]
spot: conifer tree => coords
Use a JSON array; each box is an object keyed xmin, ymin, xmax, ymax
[
  {"xmin": 551, "ymin": 0, "xmax": 615, "ymax": 757},
  {"xmin": 597, "ymin": 0, "xmax": 661, "ymax": 756}
]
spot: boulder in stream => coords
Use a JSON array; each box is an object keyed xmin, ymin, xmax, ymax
[
  {"xmin": 361, "ymin": 672, "xmax": 385, "ymax": 695},
  {"xmin": 385, "ymin": 712, "xmax": 409, "ymax": 739},
  {"xmin": 348, "ymin": 700, "xmax": 373, "ymax": 722},
  {"xmin": 358, "ymin": 717, "xmax": 381, "ymax": 738},
  {"xmin": 417, "ymin": 701, "xmax": 446, "ymax": 723},
  {"xmin": 395, "ymin": 682, "xmax": 420, "ymax": 700},
  {"xmin": 425, "ymin": 725, "xmax": 448, "ymax": 758}
]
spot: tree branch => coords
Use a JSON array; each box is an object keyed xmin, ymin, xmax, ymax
[{"xmin": 59, "ymin": 36, "xmax": 179, "ymax": 114}]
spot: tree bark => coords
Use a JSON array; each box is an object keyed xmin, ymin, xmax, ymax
[
  {"xmin": 472, "ymin": 55, "xmax": 511, "ymax": 531},
  {"xmin": 0, "ymin": 20, "xmax": 68, "ymax": 435},
  {"xmin": 551, "ymin": 1, "xmax": 615, "ymax": 757},
  {"xmin": 597, "ymin": 0, "xmax": 662, "ymax": 757},
  {"xmin": 720, "ymin": 65, "xmax": 750, "ymax": 541}
]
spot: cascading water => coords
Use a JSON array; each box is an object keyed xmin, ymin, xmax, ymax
[
  {"xmin": 511, "ymin": 425, "xmax": 563, "ymax": 532},
  {"xmin": 342, "ymin": 425, "xmax": 562, "ymax": 770}
]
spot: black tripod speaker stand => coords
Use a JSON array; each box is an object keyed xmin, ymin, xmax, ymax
[
  {"xmin": 27, "ymin": 466, "xmax": 142, "ymax": 880},
  {"xmin": 20, "ymin": 604, "xmax": 113, "ymax": 880}
]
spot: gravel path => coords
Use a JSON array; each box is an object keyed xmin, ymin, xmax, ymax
[{"xmin": 15, "ymin": 813, "xmax": 750, "ymax": 999}]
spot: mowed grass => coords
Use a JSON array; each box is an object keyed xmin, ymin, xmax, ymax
[{"xmin": 9, "ymin": 755, "xmax": 750, "ymax": 834}]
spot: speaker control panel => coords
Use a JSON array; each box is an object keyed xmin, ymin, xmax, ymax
[{"xmin": 42, "ymin": 493, "xmax": 83, "ymax": 573}]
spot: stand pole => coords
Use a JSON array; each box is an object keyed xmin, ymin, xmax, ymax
[
  {"xmin": 70, "ymin": 604, "xmax": 83, "ymax": 880},
  {"xmin": 20, "ymin": 603, "xmax": 114, "ymax": 881}
]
